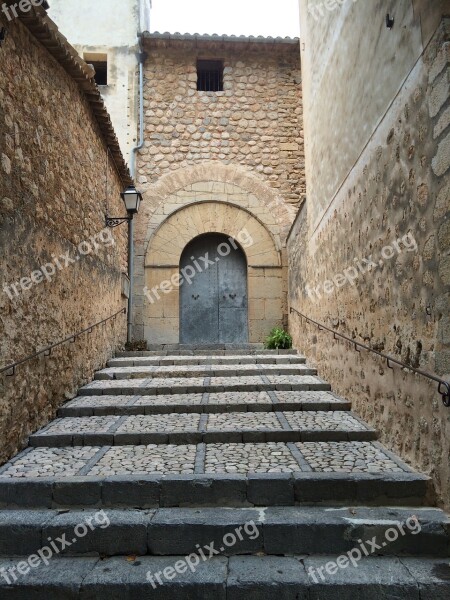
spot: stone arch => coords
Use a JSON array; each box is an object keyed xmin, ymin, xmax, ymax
[
  {"xmin": 140, "ymin": 201, "xmax": 285, "ymax": 344},
  {"xmin": 136, "ymin": 162, "xmax": 296, "ymax": 254},
  {"xmin": 145, "ymin": 201, "xmax": 281, "ymax": 268}
]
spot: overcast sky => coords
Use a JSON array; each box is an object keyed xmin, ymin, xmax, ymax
[{"xmin": 150, "ymin": 0, "xmax": 300, "ymax": 38}]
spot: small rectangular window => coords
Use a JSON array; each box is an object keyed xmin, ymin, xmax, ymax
[
  {"xmin": 197, "ymin": 60, "xmax": 224, "ymax": 92},
  {"xmin": 84, "ymin": 53, "xmax": 108, "ymax": 86},
  {"xmin": 91, "ymin": 61, "xmax": 108, "ymax": 86}
]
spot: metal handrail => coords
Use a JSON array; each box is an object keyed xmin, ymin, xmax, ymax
[
  {"xmin": 290, "ymin": 306, "xmax": 450, "ymax": 408},
  {"xmin": 0, "ymin": 308, "xmax": 126, "ymax": 377}
]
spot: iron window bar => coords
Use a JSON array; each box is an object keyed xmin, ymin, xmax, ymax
[
  {"xmin": 290, "ymin": 306, "xmax": 450, "ymax": 408},
  {"xmin": 0, "ymin": 308, "xmax": 126, "ymax": 377},
  {"xmin": 197, "ymin": 60, "xmax": 224, "ymax": 92}
]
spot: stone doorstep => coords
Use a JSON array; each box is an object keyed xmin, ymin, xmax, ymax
[
  {"xmin": 0, "ymin": 473, "xmax": 431, "ymax": 509},
  {"xmin": 107, "ymin": 355, "xmax": 307, "ymax": 366},
  {"xmin": 0, "ymin": 556, "xmax": 448, "ymax": 600},
  {"xmin": 116, "ymin": 347, "xmax": 299, "ymax": 356},
  {"xmin": 94, "ymin": 365, "xmax": 317, "ymax": 380},
  {"xmin": 0, "ymin": 507, "xmax": 448, "ymax": 558}
]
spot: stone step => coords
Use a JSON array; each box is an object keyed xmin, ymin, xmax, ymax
[
  {"xmin": 0, "ymin": 555, "xmax": 448, "ymax": 599},
  {"xmin": 117, "ymin": 345, "xmax": 298, "ymax": 356},
  {"xmin": 29, "ymin": 412, "xmax": 377, "ymax": 447},
  {"xmin": 108, "ymin": 355, "xmax": 306, "ymax": 367},
  {"xmin": 0, "ymin": 507, "xmax": 447, "ymax": 558},
  {"xmin": 0, "ymin": 442, "xmax": 428, "ymax": 508},
  {"xmin": 58, "ymin": 391, "xmax": 352, "ymax": 417},
  {"xmin": 94, "ymin": 364, "xmax": 317, "ymax": 380},
  {"xmin": 79, "ymin": 375, "xmax": 331, "ymax": 396}
]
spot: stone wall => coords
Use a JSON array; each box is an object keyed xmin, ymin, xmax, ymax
[
  {"xmin": 133, "ymin": 36, "xmax": 303, "ymax": 344},
  {"xmin": 289, "ymin": 4, "xmax": 450, "ymax": 507},
  {"xmin": 0, "ymin": 15, "xmax": 129, "ymax": 464},
  {"xmin": 138, "ymin": 36, "xmax": 304, "ymax": 210}
]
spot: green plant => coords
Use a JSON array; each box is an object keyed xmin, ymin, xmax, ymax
[
  {"xmin": 264, "ymin": 327, "xmax": 293, "ymax": 350},
  {"xmin": 125, "ymin": 340, "xmax": 148, "ymax": 351}
]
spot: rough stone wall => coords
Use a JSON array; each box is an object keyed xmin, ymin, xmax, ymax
[
  {"xmin": 288, "ymin": 13, "xmax": 450, "ymax": 508},
  {"xmin": 0, "ymin": 17, "xmax": 128, "ymax": 464},
  {"xmin": 133, "ymin": 39, "xmax": 303, "ymax": 344},
  {"xmin": 138, "ymin": 39, "xmax": 304, "ymax": 212}
]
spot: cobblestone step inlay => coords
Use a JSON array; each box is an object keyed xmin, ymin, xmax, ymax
[
  {"xmin": 108, "ymin": 355, "xmax": 306, "ymax": 367},
  {"xmin": 0, "ymin": 442, "xmax": 409, "ymax": 479},
  {"xmin": 29, "ymin": 411, "xmax": 377, "ymax": 446},
  {"xmin": 78, "ymin": 375, "xmax": 331, "ymax": 396},
  {"xmin": 59, "ymin": 391, "xmax": 351, "ymax": 417},
  {"xmin": 95, "ymin": 364, "xmax": 317, "ymax": 380}
]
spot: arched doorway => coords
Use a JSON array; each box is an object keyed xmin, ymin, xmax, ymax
[{"xmin": 180, "ymin": 233, "xmax": 248, "ymax": 344}]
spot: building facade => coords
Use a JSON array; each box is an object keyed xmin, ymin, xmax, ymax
[
  {"xmin": 48, "ymin": 0, "xmax": 152, "ymax": 163},
  {"xmin": 132, "ymin": 33, "xmax": 304, "ymax": 343}
]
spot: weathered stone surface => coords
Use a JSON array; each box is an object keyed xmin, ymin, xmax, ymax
[
  {"xmin": 133, "ymin": 39, "xmax": 304, "ymax": 343},
  {"xmin": 288, "ymin": 13, "xmax": 450, "ymax": 510},
  {"xmin": 0, "ymin": 16, "xmax": 128, "ymax": 468}
]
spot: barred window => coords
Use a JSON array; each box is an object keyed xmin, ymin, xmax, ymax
[{"xmin": 197, "ymin": 60, "xmax": 224, "ymax": 92}]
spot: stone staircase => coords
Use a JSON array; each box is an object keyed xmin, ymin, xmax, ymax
[{"xmin": 0, "ymin": 345, "xmax": 448, "ymax": 598}]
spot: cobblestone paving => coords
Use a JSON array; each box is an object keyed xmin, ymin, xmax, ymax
[
  {"xmin": 109, "ymin": 355, "xmax": 305, "ymax": 365},
  {"xmin": 208, "ymin": 392, "xmax": 272, "ymax": 404},
  {"xmin": 0, "ymin": 447, "xmax": 100, "ymax": 478},
  {"xmin": 209, "ymin": 376, "xmax": 267, "ymax": 388},
  {"xmin": 274, "ymin": 391, "xmax": 342, "ymax": 403},
  {"xmin": 134, "ymin": 394, "xmax": 203, "ymax": 406},
  {"xmin": 284, "ymin": 412, "xmax": 368, "ymax": 431},
  {"xmin": 116, "ymin": 414, "xmax": 202, "ymax": 433},
  {"xmin": 88, "ymin": 445, "xmax": 197, "ymax": 476},
  {"xmin": 64, "ymin": 396, "xmax": 136, "ymax": 408},
  {"xmin": 100, "ymin": 365, "xmax": 310, "ymax": 377},
  {"xmin": 82, "ymin": 375, "xmax": 327, "ymax": 394},
  {"xmin": 64, "ymin": 391, "xmax": 344, "ymax": 410},
  {"xmin": 204, "ymin": 443, "xmax": 300, "ymax": 473},
  {"xmin": 38, "ymin": 417, "xmax": 119, "ymax": 435},
  {"xmin": 0, "ymin": 442, "xmax": 411, "ymax": 478},
  {"xmin": 33, "ymin": 411, "xmax": 371, "ymax": 437},
  {"xmin": 206, "ymin": 412, "xmax": 281, "ymax": 431},
  {"xmin": 297, "ymin": 442, "xmax": 404, "ymax": 473},
  {"xmin": 266, "ymin": 376, "xmax": 324, "ymax": 386},
  {"xmin": 82, "ymin": 378, "xmax": 206, "ymax": 392}
]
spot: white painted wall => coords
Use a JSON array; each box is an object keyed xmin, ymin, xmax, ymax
[{"xmin": 48, "ymin": 0, "xmax": 152, "ymax": 165}]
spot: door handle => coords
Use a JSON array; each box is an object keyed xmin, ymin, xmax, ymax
[
  {"xmin": 229, "ymin": 293, "xmax": 236, "ymax": 299},
  {"xmin": 192, "ymin": 294, "xmax": 199, "ymax": 300}
]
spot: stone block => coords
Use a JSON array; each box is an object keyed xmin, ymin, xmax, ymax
[
  {"xmin": 247, "ymin": 473, "xmax": 295, "ymax": 506},
  {"xmin": 429, "ymin": 69, "xmax": 450, "ymax": 118},
  {"xmin": 102, "ymin": 476, "xmax": 161, "ymax": 508},
  {"xmin": 432, "ymin": 130, "xmax": 450, "ymax": 176},
  {"xmin": 53, "ymin": 480, "xmax": 102, "ymax": 507},
  {"xmin": 227, "ymin": 556, "xmax": 309, "ymax": 600},
  {"xmin": 160, "ymin": 475, "xmax": 249, "ymax": 507}
]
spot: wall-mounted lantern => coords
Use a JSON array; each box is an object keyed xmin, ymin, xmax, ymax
[{"xmin": 106, "ymin": 185, "xmax": 143, "ymax": 343}]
